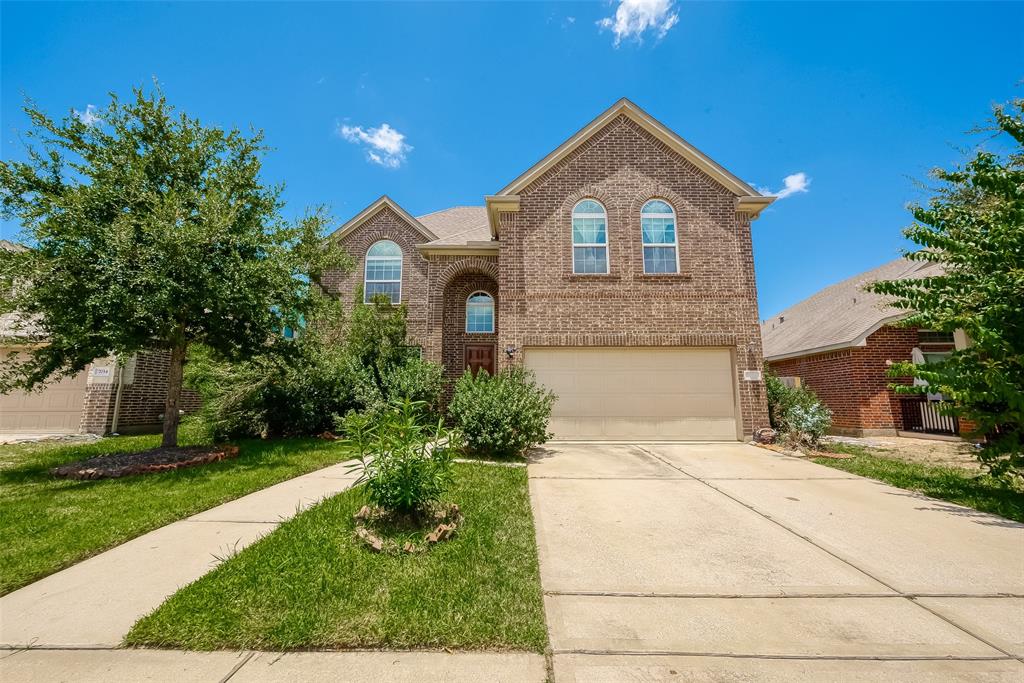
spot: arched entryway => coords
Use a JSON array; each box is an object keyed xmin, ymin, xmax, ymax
[{"xmin": 442, "ymin": 271, "xmax": 499, "ymax": 381}]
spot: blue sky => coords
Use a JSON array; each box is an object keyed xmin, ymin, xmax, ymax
[{"xmin": 2, "ymin": 1, "xmax": 1021, "ymax": 318}]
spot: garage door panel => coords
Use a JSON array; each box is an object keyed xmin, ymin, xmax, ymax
[
  {"xmin": 526, "ymin": 347, "xmax": 737, "ymax": 441},
  {"xmin": 0, "ymin": 350, "xmax": 87, "ymax": 434}
]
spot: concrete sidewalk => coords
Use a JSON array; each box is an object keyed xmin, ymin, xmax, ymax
[
  {"xmin": 0, "ymin": 649, "xmax": 547, "ymax": 682},
  {"xmin": 0, "ymin": 462, "xmax": 359, "ymax": 649},
  {"xmin": 529, "ymin": 442, "xmax": 1024, "ymax": 682}
]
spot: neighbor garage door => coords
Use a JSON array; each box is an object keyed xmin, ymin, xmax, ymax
[
  {"xmin": 525, "ymin": 347, "xmax": 737, "ymax": 441},
  {"xmin": 0, "ymin": 349, "xmax": 87, "ymax": 434}
]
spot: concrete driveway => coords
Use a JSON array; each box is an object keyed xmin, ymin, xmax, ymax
[{"xmin": 528, "ymin": 442, "xmax": 1024, "ymax": 681}]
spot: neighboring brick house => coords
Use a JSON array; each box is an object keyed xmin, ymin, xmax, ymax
[
  {"xmin": 761, "ymin": 258, "xmax": 967, "ymax": 438},
  {"xmin": 324, "ymin": 99, "xmax": 773, "ymax": 441},
  {"xmin": 0, "ymin": 344, "xmax": 201, "ymax": 437}
]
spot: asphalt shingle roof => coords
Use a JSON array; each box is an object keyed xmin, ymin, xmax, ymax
[
  {"xmin": 761, "ymin": 257, "xmax": 943, "ymax": 361},
  {"xmin": 415, "ymin": 206, "xmax": 491, "ymax": 246}
]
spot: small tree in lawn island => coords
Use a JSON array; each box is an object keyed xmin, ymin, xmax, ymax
[
  {"xmin": 0, "ymin": 85, "xmax": 348, "ymax": 447},
  {"xmin": 867, "ymin": 97, "xmax": 1024, "ymax": 481}
]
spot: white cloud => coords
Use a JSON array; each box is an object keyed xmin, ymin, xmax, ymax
[
  {"xmin": 757, "ymin": 172, "xmax": 810, "ymax": 200},
  {"xmin": 338, "ymin": 122, "xmax": 412, "ymax": 168},
  {"xmin": 74, "ymin": 104, "xmax": 100, "ymax": 126},
  {"xmin": 597, "ymin": 0, "xmax": 679, "ymax": 47}
]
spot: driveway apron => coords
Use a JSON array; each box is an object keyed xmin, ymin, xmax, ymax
[{"xmin": 528, "ymin": 442, "xmax": 1024, "ymax": 681}]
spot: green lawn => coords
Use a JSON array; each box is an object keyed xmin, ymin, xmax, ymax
[
  {"xmin": 125, "ymin": 462, "xmax": 548, "ymax": 652},
  {"xmin": 0, "ymin": 424, "xmax": 352, "ymax": 595},
  {"xmin": 814, "ymin": 443, "xmax": 1024, "ymax": 523}
]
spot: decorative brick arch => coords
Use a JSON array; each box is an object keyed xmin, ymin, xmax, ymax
[
  {"xmin": 437, "ymin": 257, "xmax": 500, "ymax": 290},
  {"xmin": 626, "ymin": 183, "xmax": 688, "ymax": 218},
  {"xmin": 560, "ymin": 185, "xmax": 615, "ymax": 217}
]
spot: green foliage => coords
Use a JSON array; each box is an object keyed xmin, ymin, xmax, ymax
[
  {"xmin": 0, "ymin": 85, "xmax": 350, "ymax": 446},
  {"xmin": 343, "ymin": 399, "xmax": 460, "ymax": 515},
  {"xmin": 448, "ymin": 367, "xmax": 556, "ymax": 459},
  {"xmin": 785, "ymin": 403, "xmax": 833, "ymax": 447},
  {"xmin": 186, "ymin": 334, "xmax": 356, "ymax": 441},
  {"xmin": 866, "ymin": 97, "xmax": 1024, "ymax": 481},
  {"xmin": 765, "ymin": 372, "xmax": 832, "ymax": 447},
  {"xmin": 187, "ymin": 291, "xmax": 443, "ymax": 440}
]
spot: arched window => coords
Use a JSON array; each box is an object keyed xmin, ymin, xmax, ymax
[
  {"xmin": 641, "ymin": 199, "xmax": 678, "ymax": 274},
  {"xmin": 572, "ymin": 199, "xmax": 609, "ymax": 274},
  {"xmin": 364, "ymin": 240, "xmax": 402, "ymax": 303},
  {"xmin": 466, "ymin": 291, "xmax": 495, "ymax": 333}
]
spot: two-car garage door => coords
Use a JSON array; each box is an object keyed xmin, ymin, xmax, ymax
[
  {"xmin": 525, "ymin": 347, "xmax": 738, "ymax": 441},
  {"xmin": 0, "ymin": 349, "xmax": 87, "ymax": 434}
]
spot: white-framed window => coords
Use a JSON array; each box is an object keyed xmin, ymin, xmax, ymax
[
  {"xmin": 466, "ymin": 291, "xmax": 495, "ymax": 333},
  {"xmin": 572, "ymin": 199, "xmax": 609, "ymax": 274},
  {"xmin": 641, "ymin": 199, "xmax": 679, "ymax": 274},
  {"xmin": 364, "ymin": 239, "xmax": 402, "ymax": 304}
]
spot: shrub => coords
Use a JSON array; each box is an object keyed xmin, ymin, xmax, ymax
[
  {"xmin": 448, "ymin": 367, "xmax": 556, "ymax": 458},
  {"xmin": 784, "ymin": 402, "xmax": 833, "ymax": 447},
  {"xmin": 343, "ymin": 399, "xmax": 460, "ymax": 515},
  {"xmin": 187, "ymin": 340, "xmax": 356, "ymax": 440},
  {"xmin": 383, "ymin": 356, "xmax": 444, "ymax": 415},
  {"xmin": 187, "ymin": 292, "xmax": 443, "ymax": 441},
  {"xmin": 765, "ymin": 372, "xmax": 833, "ymax": 448}
]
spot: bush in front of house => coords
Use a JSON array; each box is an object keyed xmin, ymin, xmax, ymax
[
  {"xmin": 343, "ymin": 399, "xmax": 459, "ymax": 516},
  {"xmin": 448, "ymin": 367, "xmax": 556, "ymax": 458},
  {"xmin": 765, "ymin": 372, "xmax": 832, "ymax": 448},
  {"xmin": 186, "ymin": 339, "xmax": 357, "ymax": 440},
  {"xmin": 188, "ymin": 295, "xmax": 444, "ymax": 441},
  {"xmin": 784, "ymin": 402, "xmax": 833, "ymax": 447}
]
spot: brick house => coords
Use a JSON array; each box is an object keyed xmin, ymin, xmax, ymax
[
  {"xmin": 324, "ymin": 99, "xmax": 773, "ymax": 441},
  {"xmin": 762, "ymin": 258, "xmax": 967, "ymax": 438},
  {"xmin": 0, "ymin": 239, "xmax": 200, "ymax": 437}
]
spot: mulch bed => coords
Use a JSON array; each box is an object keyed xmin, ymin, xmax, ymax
[
  {"xmin": 50, "ymin": 445, "xmax": 239, "ymax": 480},
  {"xmin": 353, "ymin": 502, "xmax": 463, "ymax": 555}
]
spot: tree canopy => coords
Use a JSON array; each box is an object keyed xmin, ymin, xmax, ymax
[
  {"xmin": 0, "ymin": 86, "xmax": 350, "ymax": 446},
  {"xmin": 868, "ymin": 97, "xmax": 1024, "ymax": 480}
]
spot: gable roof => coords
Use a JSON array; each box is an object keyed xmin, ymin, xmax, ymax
[
  {"xmin": 327, "ymin": 195, "xmax": 438, "ymax": 243},
  {"xmin": 485, "ymin": 98, "xmax": 771, "ymax": 237},
  {"xmin": 416, "ymin": 206, "xmax": 491, "ymax": 246},
  {"xmin": 761, "ymin": 257, "xmax": 944, "ymax": 362},
  {"xmin": 497, "ymin": 98, "xmax": 764, "ymax": 198}
]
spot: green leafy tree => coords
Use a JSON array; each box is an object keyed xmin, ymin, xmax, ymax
[
  {"xmin": 868, "ymin": 97, "xmax": 1024, "ymax": 480},
  {"xmin": 0, "ymin": 86, "xmax": 349, "ymax": 447}
]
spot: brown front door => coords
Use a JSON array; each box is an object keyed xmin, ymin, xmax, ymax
[{"xmin": 465, "ymin": 344, "xmax": 496, "ymax": 377}]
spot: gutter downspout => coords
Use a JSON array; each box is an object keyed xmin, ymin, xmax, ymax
[{"xmin": 110, "ymin": 356, "xmax": 126, "ymax": 435}]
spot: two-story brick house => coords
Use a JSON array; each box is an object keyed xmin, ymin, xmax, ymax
[{"xmin": 324, "ymin": 99, "xmax": 773, "ymax": 441}]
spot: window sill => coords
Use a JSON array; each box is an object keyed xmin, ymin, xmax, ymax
[
  {"xmin": 636, "ymin": 273, "xmax": 692, "ymax": 281},
  {"xmin": 568, "ymin": 274, "xmax": 621, "ymax": 281}
]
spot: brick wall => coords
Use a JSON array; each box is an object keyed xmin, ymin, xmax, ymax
[
  {"xmin": 322, "ymin": 206, "xmax": 432, "ymax": 347},
  {"xmin": 495, "ymin": 114, "xmax": 768, "ymax": 436},
  {"xmin": 440, "ymin": 272, "xmax": 499, "ymax": 383},
  {"xmin": 80, "ymin": 350, "xmax": 201, "ymax": 435},
  {"xmin": 768, "ymin": 325, "xmax": 956, "ymax": 436}
]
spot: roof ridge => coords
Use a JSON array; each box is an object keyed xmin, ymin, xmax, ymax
[{"xmin": 415, "ymin": 205, "xmax": 485, "ymax": 219}]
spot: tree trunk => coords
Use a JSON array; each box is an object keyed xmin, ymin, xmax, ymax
[{"xmin": 162, "ymin": 342, "xmax": 187, "ymax": 448}]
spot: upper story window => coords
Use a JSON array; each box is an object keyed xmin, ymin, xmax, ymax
[
  {"xmin": 364, "ymin": 239, "xmax": 402, "ymax": 304},
  {"xmin": 641, "ymin": 199, "xmax": 678, "ymax": 274},
  {"xmin": 919, "ymin": 329, "xmax": 955, "ymax": 345},
  {"xmin": 466, "ymin": 291, "xmax": 495, "ymax": 333},
  {"xmin": 572, "ymin": 199, "xmax": 609, "ymax": 274}
]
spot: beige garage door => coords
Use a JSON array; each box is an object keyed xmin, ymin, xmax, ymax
[
  {"xmin": 0, "ymin": 350, "xmax": 87, "ymax": 434},
  {"xmin": 525, "ymin": 347, "xmax": 738, "ymax": 441}
]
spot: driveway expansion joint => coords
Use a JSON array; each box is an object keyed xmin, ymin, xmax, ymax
[
  {"xmin": 551, "ymin": 649, "xmax": 1019, "ymax": 661},
  {"xmin": 630, "ymin": 445, "xmax": 1023, "ymax": 662},
  {"xmin": 217, "ymin": 650, "xmax": 255, "ymax": 683}
]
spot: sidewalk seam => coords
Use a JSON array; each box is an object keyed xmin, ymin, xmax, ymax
[{"xmin": 218, "ymin": 651, "xmax": 254, "ymax": 683}]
